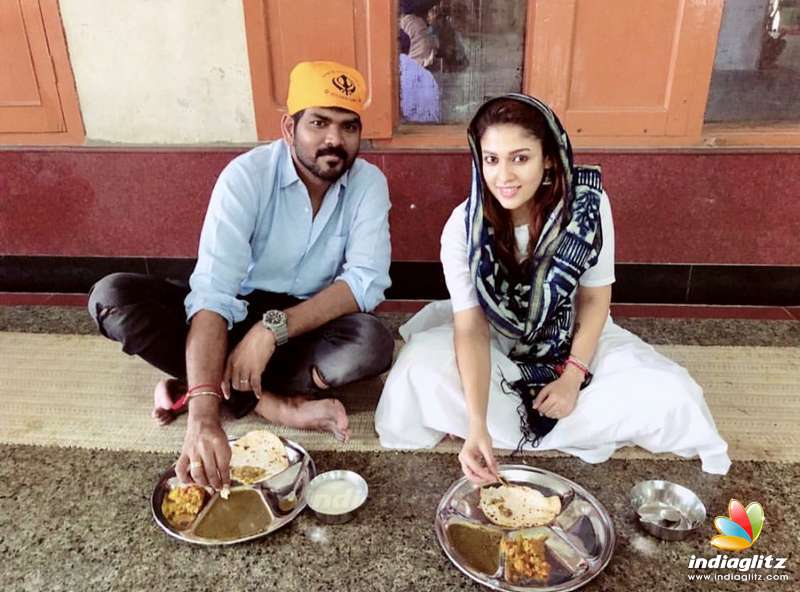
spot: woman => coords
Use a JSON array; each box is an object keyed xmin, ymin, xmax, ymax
[{"xmin": 375, "ymin": 94, "xmax": 731, "ymax": 482}]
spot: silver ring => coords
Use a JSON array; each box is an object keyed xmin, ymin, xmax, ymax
[
  {"xmin": 190, "ymin": 460, "xmax": 203, "ymax": 470},
  {"xmin": 239, "ymin": 378, "xmax": 249, "ymax": 383}
]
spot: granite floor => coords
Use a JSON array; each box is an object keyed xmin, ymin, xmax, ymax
[
  {"xmin": 1, "ymin": 306, "xmax": 798, "ymax": 591},
  {"xmin": 0, "ymin": 447, "xmax": 797, "ymax": 592}
]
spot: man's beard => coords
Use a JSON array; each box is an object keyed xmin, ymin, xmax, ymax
[{"xmin": 295, "ymin": 142, "xmax": 357, "ymax": 182}]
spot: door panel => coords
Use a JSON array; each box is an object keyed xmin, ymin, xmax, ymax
[
  {"xmin": 0, "ymin": 0, "xmax": 64, "ymax": 133},
  {"xmin": 526, "ymin": 0, "xmax": 724, "ymax": 139},
  {"xmin": 243, "ymin": 0, "xmax": 393, "ymax": 139}
]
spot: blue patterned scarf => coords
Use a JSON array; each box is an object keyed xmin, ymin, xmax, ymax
[{"xmin": 465, "ymin": 94, "xmax": 604, "ymax": 447}]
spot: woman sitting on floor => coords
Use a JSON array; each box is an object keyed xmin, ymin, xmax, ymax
[{"xmin": 375, "ymin": 93, "xmax": 730, "ymax": 481}]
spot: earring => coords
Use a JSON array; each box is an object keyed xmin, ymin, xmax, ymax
[{"xmin": 541, "ymin": 168, "xmax": 554, "ymax": 186}]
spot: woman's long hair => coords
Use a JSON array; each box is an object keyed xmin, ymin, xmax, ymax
[{"xmin": 472, "ymin": 99, "xmax": 566, "ymax": 277}]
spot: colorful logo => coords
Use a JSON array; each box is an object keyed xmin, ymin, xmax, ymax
[{"xmin": 711, "ymin": 499, "xmax": 765, "ymax": 551}]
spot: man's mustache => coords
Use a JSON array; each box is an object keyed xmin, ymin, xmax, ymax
[{"xmin": 316, "ymin": 146, "xmax": 348, "ymax": 160}]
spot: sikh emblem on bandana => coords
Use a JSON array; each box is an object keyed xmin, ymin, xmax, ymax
[{"xmin": 332, "ymin": 74, "xmax": 356, "ymax": 96}]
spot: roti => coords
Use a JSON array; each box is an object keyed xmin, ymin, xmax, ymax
[
  {"xmin": 229, "ymin": 430, "xmax": 289, "ymax": 484},
  {"xmin": 479, "ymin": 485, "xmax": 561, "ymax": 528}
]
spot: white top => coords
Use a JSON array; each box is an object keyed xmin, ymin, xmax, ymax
[{"xmin": 440, "ymin": 191, "xmax": 616, "ymax": 313}]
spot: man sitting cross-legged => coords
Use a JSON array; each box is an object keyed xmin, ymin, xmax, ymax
[{"xmin": 88, "ymin": 61, "xmax": 394, "ymax": 490}]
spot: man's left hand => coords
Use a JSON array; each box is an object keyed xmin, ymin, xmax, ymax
[{"xmin": 221, "ymin": 325, "xmax": 276, "ymax": 399}]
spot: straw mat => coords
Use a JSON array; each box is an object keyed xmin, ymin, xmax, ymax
[{"xmin": 1, "ymin": 332, "xmax": 798, "ymax": 462}]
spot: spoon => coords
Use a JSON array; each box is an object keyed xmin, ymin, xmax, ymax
[
  {"xmin": 637, "ymin": 504, "xmax": 683, "ymax": 527},
  {"xmin": 265, "ymin": 455, "xmax": 309, "ymax": 515}
]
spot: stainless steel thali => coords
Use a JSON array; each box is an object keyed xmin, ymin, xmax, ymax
[
  {"xmin": 151, "ymin": 436, "xmax": 316, "ymax": 545},
  {"xmin": 434, "ymin": 464, "xmax": 615, "ymax": 591}
]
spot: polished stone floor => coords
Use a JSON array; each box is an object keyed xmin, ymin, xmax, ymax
[{"xmin": 1, "ymin": 446, "xmax": 798, "ymax": 592}]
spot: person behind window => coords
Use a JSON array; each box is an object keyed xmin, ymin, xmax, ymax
[
  {"xmin": 426, "ymin": 2, "xmax": 469, "ymax": 72},
  {"xmin": 399, "ymin": 30, "xmax": 441, "ymax": 123},
  {"xmin": 399, "ymin": 0, "xmax": 438, "ymax": 68},
  {"xmin": 376, "ymin": 94, "xmax": 731, "ymax": 481}
]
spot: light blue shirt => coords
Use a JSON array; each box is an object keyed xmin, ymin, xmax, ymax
[{"xmin": 185, "ymin": 140, "xmax": 392, "ymax": 328}]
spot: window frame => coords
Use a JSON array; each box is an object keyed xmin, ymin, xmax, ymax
[{"xmin": 380, "ymin": 0, "xmax": 800, "ymax": 150}]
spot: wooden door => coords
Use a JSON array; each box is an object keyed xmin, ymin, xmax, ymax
[
  {"xmin": 525, "ymin": 0, "xmax": 724, "ymax": 141},
  {"xmin": 0, "ymin": 0, "xmax": 83, "ymax": 143},
  {"xmin": 243, "ymin": 0, "xmax": 394, "ymax": 140}
]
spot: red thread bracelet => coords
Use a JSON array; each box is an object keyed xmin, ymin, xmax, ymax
[
  {"xmin": 566, "ymin": 355, "xmax": 589, "ymax": 375},
  {"xmin": 170, "ymin": 384, "xmax": 223, "ymax": 412},
  {"xmin": 170, "ymin": 392, "xmax": 189, "ymax": 412},
  {"xmin": 564, "ymin": 359, "xmax": 587, "ymax": 376}
]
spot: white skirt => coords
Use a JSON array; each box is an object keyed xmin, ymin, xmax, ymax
[{"xmin": 375, "ymin": 300, "xmax": 731, "ymax": 475}]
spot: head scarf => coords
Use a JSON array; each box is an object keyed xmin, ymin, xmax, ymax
[{"xmin": 465, "ymin": 93, "xmax": 604, "ymax": 447}]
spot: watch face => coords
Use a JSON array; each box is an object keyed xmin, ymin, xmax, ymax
[{"xmin": 264, "ymin": 310, "xmax": 286, "ymax": 325}]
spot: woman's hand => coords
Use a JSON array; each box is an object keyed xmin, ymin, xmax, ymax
[
  {"xmin": 533, "ymin": 368, "xmax": 583, "ymax": 419},
  {"xmin": 458, "ymin": 424, "xmax": 499, "ymax": 485}
]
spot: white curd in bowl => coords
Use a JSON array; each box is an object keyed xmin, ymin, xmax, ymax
[{"xmin": 307, "ymin": 478, "xmax": 363, "ymax": 515}]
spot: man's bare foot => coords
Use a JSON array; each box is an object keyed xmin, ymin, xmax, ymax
[
  {"xmin": 151, "ymin": 378, "xmax": 187, "ymax": 426},
  {"xmin": 254, "ymin": 394, "xmax": 351, "ymax": 443}
]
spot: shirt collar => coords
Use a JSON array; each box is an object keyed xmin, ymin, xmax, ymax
[
  {"xmin": 279, "ymin": 139, "xmax": 351, "ymax": 194},
  {"xmin": 279, "ymin": 140, "xmax": 301, "ymax": 189}
]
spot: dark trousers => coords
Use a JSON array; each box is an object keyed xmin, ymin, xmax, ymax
[{"xmin": 87, "ymin": 273, "xmax": 395, "ymax": 417}]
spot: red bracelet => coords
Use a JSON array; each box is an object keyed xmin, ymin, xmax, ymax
[
  {"xmin": 170, "ymin": 392, "xmax": 189, "ymax": 412},
  {"xmin": 566, "ymin": 355, "xmax": 589, "ymax": 375},
  {"xmin": 172, "ymin": 383, "xmax": 222, "ymax": 412},
  {"xmin": 188, "ymin": 383, "xmax": 219, "ymax": 394}
]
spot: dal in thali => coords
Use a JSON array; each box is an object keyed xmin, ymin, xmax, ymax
[
  {"xmin": 447, "ymin": 522, "xmax": 503, "ymax": 575},
  {"xmin": 193, "ymin": 489, "xmax": 272, "ymax": 540},
  {"xmin": 480, "ymin": 484, "xmax": 562, "ymax": 528}
]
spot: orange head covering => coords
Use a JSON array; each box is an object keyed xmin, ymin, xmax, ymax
[{"xmin": 286, "ymin": 61, "xmax": 367, "ymax": 116}]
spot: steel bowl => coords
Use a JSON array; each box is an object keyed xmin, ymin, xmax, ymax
[
  {"xmin": 629, "ymin": 480, "xmax": 706, "ymax": 541},
  {"xmin": 306, "ymin": 470, "xmax": 368, "ymax": 524}
]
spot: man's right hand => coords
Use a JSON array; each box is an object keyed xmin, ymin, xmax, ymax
[{"xmin": 175, "ymin": 399, "xmax": 231, "ymax": 491}]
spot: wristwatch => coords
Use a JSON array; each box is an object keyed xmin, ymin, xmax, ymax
[{"xmin": 261, "ymin": 309, "xmax": 289, "ymax": 346}]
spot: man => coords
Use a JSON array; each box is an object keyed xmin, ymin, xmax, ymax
[{"xmin": 88, "ymin": 61, "xmax": 394, "ymax": 491}]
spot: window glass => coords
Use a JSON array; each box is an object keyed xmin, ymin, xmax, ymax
[
  {"xmin": 705, "ymin": 0, "xmax": 800, "ymax": 123},
  {"xmin": 397, "ymin": 0, "xmax": 526, "ymax": 124}
]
